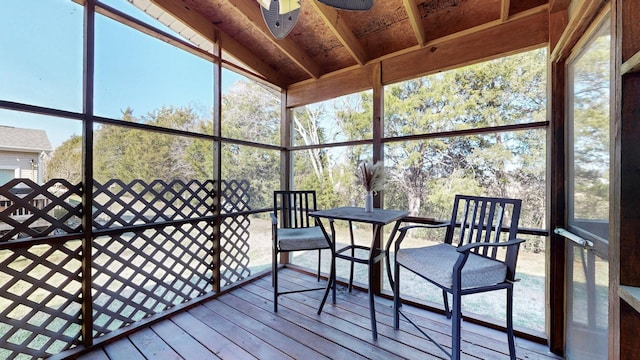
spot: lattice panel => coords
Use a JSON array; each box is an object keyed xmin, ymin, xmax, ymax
[
  {"xmin": 221, "ymin": 179, "xmax": 250, "ymax": 213},
  {"xmin": 219, "ymin": 180, "xmax": 251, "ymax": 286},
  {"xmin": 220, "ymin": 215, "xmax": 251, "ymax": 286},
  {"xmin": 92, "ymin": 223, "xmax": 212, "ymax": 336},
  {"xmin": 0, "ymin": 178, "xmax": 83, "ymax": 242},
  {"xmin": 93, "ymin": 179, "xmax": 216, "ymax": 229},
  {"xmin": 0, "ymin": 241, "xmax": 83, "ymax": 359}
]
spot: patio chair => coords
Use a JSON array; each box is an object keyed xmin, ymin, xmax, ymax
[
  {"xmin": 393, "ymin": 195, "xmax": 523, "ymax": 360},
  {"xmin": 272, "ymin": 190, "xmax": 331, "ymax": 312}
]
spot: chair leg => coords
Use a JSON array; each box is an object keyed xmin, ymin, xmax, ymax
[
  {"xmin": 393, "ymin": 261, "xmax": 401, "ymax": 329},
  {"xmin": 451, "ymin": 289, "xmax": 462, "ymax": 360},
  {"xmin": 317, "ymin": 249, "xmax": 321, "ymax": 281},
  {"xmin": 348, "ymin": 250, "xmax": 355, "ymax": 292},
  {"xmin": 443, "ymin": 290, "xmax": 451, "ymax": 319},
  {"xmin": 317, "ymin": 248, "xmax": 335, "ymax": 315},
  {"xmin": 348, "ymin": 221, "xmax": 355, "ymax": 292},
  {"xmin": 507, "ymin": 285, "xmax": 516, "ymax": 359},
  {"xmin": 273, "ymin": 248, "xmax": 278, "ymax": 312}
]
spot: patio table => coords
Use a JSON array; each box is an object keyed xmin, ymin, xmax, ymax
[{"xmin": 310, "ymin": 206, "xmax": 408, "ymax": 340}]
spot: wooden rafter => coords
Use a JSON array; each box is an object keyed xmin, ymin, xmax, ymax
[
  {"xmin": 287, "ymin": 9, "xmax": 549, "ymax": 108},
  {"xmin": 151, "ymin": 0, "xmax": 289, "ymax": 88},
  {"xmin": 308, "ymin": 0, "xmax": 368, "ymax": 65},
  {"xmin": 549, "ymin": 0, "xmax": 571, "ymax": 12},
  {"xmin": 402, "ymin": 0, "xmax": 426, "ymax": 46},
  {"xmin": 226, "ymin": 0, "xmax": 323, "ymax": 79},
  {"xmin": 501, "ymin": 0, "xmax": 511, "ymax": 21}
]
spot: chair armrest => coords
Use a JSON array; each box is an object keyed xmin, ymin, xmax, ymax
[
  {"xmin": 456, "ymin": 238, "xmax": 525, "ymax": 253},
  {"xmin": 270, "ymin": 212, "xmax": 277, "ymax": 225},
  {"xmin": 399, "ymin": 222, "xmax": 450, "ymax": 232},
  {"xmin": 394, "ymin": 222, "xmax": 451, "ymax": 251}
]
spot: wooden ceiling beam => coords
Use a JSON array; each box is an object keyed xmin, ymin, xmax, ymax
[
  {"xmin": 226, "ymin": 0, "xmax": 323, "ymax": 79},
  {"xmin": 308, "ymin": 1, "xmax": 368, "ymax": 65},
  {"xmin": 287, "ymin": 64, "xmax": 375, "ymax": 108},
  {"xmin": 403, "ymin": 0, "xmax": 426, "ymax": 46},
  {"xmin": 287, "ymin": 9, "xmax": 549, "ymax": 108},
  {"xmin": 382, "ymin": 10, "xmax": 549, "ymax": 84},
  {"xmin": 151, "ymin": 0, "xmax": 289, "ymax": 88}
]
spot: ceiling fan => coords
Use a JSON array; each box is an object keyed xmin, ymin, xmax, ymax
[{"xmin": 258, "ymin": 0, "xmax": 374, "ymax": 39}]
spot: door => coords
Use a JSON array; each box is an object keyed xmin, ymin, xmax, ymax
[{"xmin": 563, "ymin": 12, "xmax": 611, "ymax": 360}]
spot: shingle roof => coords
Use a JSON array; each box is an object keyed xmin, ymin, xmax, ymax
[{"xmin": 0, "ymin": 126, "xmax": 52, "ymax": 152}]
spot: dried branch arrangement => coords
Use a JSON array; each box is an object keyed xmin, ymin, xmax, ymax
[{"xmin": 356, "ymin": 160, "xmax": 385, "ymax": 194}]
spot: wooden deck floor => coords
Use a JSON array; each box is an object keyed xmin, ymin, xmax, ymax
[{"xmin": 79, "ymin": 268, "xmax": 561, "ymax": 360}]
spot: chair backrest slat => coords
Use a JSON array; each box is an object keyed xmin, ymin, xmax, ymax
[
  {"xmin": 445, "ymin": 195, "xmax": 522, "ymax": 262},
  {"xmin": 274, "ymin": 190, "xmax": 317, "ymax": 229}
]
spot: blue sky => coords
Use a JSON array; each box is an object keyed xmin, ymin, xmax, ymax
[{"xmin": 0, "ymin": 0, "xmax": 241, "ymax": 148}]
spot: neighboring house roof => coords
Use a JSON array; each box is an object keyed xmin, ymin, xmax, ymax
[{"xmin": 0, "ymin": 126, "xmax": 53, "ymax": 153}]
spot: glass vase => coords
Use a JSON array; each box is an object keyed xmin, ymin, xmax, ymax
[{"xmin": 365, "ymin": 191, "xmax": 373, "ymax": 212}]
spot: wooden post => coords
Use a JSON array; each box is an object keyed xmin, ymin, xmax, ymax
[
  {"xmin": 372, "ymin": 62, "xmax": 384, "ymax": 294},
  {"xmin": 280, "ymin": 91, "xmax": 292, "ymax": 265},
  {"xmin": 547, "ymin": 21, "xmax": 568, "ymax": 355},
  {"xmin": 615, "ymin": 0, "xmax": 640, "ymax": 354},
  {"xmin": 212, "ymin": 31, "xmax": 222, "ymax": 293}
]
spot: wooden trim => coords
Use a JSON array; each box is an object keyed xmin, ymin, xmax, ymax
[
  {"xmin": 549, "ymin": 10, "xmax": 569, "ymax": 52},
  {"xmin": 286, "ymin": 63, "xmax": 376, "ymax": 108},
  {"xmin": 621, "ymin": 50, "xmax": 640, "ymax": 75},
  {"xmin": 618, "ymin": 286, "xmax": 640, "ymax": 313},
  {"xmin": 609, "ymin": 2, "xmax": 622, "ymax": 358},
  {"xmin": 565, "ymin": 5, "xmax": 610, "ymax": 64},
  {"xmin": 547, "ymin": 58, "xmax": 566, "ymax": 356},
  {"xmin": 550, "ymin": 0, "xmax": 609, "ymax": 62}
]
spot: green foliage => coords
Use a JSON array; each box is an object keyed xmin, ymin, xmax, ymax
[
  {"xmin": 570, "ymin": 35, "xmax": 610, "ymax": 221},
  {"xmin": 44, "ymin": 134, "xmax": 82, "ymax": 183},
  {"xmin": 92, "ymin": 106, "xmax": 205, "ymax": 183},
  {"xmin": 220, "ymin": 81, "xmax": 281, "ymax": 209},
  {"xmin": 45, "ymin": 80, "xmax": 282, "ymax": 211},
  {"xmin": 325, "ymin": 49, "xmax": 548, "ymax": 230}
]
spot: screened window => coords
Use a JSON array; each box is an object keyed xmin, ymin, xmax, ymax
[{"xmin": 567, "ymin": 19, "xmax": 611, "ymax": 242}]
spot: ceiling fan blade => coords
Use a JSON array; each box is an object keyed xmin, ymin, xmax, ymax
[
  {"xmin": 261, "ymin": 0, "xmax": 300, "ymax": 39},
  {"xmin": 317, "ymin": 0, "xmax": 374, "ymax": 11}
]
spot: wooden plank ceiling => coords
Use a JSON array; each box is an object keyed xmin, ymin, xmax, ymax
[{"xmin": 150, "ymin": 0, "xmax": 552, "ymax": 101}]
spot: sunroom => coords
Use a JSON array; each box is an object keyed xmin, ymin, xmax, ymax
[{"xmin": 0, "ymin": 0, "xmax": 638, "ymax": 359}]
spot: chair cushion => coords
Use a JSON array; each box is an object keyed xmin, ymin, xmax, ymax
[
  {"xmin": 277, "ymin": 226, "xmax": 331, "ymax": 251},
  {"xmin": 396, "ymin": 243, "xmax": 507, "ymax": 289}
]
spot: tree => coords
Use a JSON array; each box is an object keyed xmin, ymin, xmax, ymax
[
  {"xmin": 571, "ymin": 35, "xmax": 610, "ymax": 220},
  {"xmin": 329, "ymin": 49, "xmax": 548, "ymax": 227},
  {"xmin": 44, "ymin": 135, "xmax": 82, "ymax": 184},
  {"xmin": 217, "ymin": 80, "xmax": 281, "ymax": 209}
]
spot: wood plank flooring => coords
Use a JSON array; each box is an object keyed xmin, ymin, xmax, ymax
[{"xmin": 79, "ymin": 269, "xmax": 561, "ymax": 360}]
